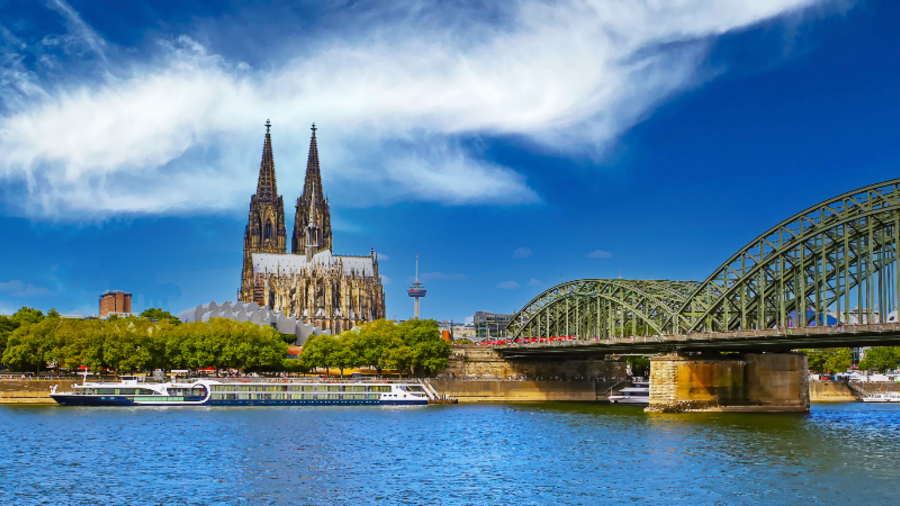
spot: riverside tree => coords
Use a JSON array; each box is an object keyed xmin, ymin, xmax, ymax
[
  {"xmin": 0, "ymin": 308, "xmax": 288, "ymax": 374},
  {"xmin": 859, "ymin": 346, "xmax": 900, "ymax": 373},
  {"xmin": 139, "ymin": 308, "xmax": 181, "ymax": 325},
  {"xmin": 802, "ymin": 348, "xmax": 852, "ymax": 375},
  {"xmin": 1, "ymin": 306, "xmax": 45, "ymax": 362},
  {"xmin": 300, "ymin": 319, "xmax": 450, "ymax": 377}
]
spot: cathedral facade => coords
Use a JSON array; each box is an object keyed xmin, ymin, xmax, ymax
[{"xmin": 239, "ymin": 122, "xmax": 385, "ymax": 333}]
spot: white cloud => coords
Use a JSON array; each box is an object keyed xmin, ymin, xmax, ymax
[
  {"xmin": 497, "ymin": 280, "xmax": 520, "ymax": 289},
  {"xmin": 0, "ymin": 279, "xmax": 55, "ymax": 297},
  {"xmin": 380, "ymin": 275, "xmax": 391, "ymax": 285},
  {"xmin": 0, "ymin": 0, "xmax": 829, "ymax": 219},
  {"xmin": 377, "ymin": 253, "xmax": 390, "ymax": 261},
  {"xmin": 512, "ymin": 247, "xmax": 533, "ymax": 258},
  {"xmin": 527, "ymin": 278, "xmax": 542, "ymax": 286},
  {"xmin": 587, "ymin": 249, "xmax": 612, "ymax": 259}
]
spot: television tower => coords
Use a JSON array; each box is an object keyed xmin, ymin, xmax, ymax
[{"xmin": 407, "ymin": 253, "xmax": 427, "ymax": 319}]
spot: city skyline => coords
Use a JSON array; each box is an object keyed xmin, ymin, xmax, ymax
[{"xmin": 2, "ymin": 1, "xmax": 900, "ymax": 322}]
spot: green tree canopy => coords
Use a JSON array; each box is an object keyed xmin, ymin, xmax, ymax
[
  {"xmin": 802, "ymin": 348, "xmax": 852, "ymax": 375},
  {"xmin": 395, "ymin": 319, "xmax": 450, "ymax": 376},
  {"xmin": 1, "ymin": 314, "xmax": 287, "ymax": 375},
  {"xmin": 3, "ymin": 318, "xmax": 58, "ymax": 373},
  {"xmin": 299, "ymin": 333, "xmax": 338, "ymax": 374},
  {"xmin": 11, "ymin": 307, "xmax": 44, "ymax": 326},
  {"xmin": 859, "ymin": 347, "xmax": 900, "ymax": 373},
  {"xmin": 332, "ymin": 333, "xmax": 360, "ymax": 377},
  {"xmin": 0, "ymin": 315, "xmax": 20, "ymax": 362},
  {"xmin": 0, "ymin": 312, "xmax": 452, "ymax": 376},
  {"xmin": 140, "ymin": 308, "xmax": 181, "ymax": 325}
]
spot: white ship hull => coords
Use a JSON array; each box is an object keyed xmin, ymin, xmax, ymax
[
  {"xmin": 609, "ymin": 381, "xmax": 650, "ymax": 405},
  {"xmin": 50, "ymin": 379, "xmax": 435, "ymax": 407}
]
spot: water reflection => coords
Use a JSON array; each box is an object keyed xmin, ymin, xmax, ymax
[{"xmin": 0, "ymin": 403, "xmax": 898, "ymax": 504}]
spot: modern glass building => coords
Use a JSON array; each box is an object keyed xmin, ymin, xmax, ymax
[{"xmin": 474, "ymin": 311, "xmax": 513, "ymax": 339}]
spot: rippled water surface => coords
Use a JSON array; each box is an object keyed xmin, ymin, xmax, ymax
[{"xmin": 1, "ymin": 402, "xmax": 899, "ymax": 505}]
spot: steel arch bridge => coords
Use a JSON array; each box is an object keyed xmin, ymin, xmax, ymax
[{"xmin": 505, "ymin": 178, "xmax": 900, "ymax": 341}]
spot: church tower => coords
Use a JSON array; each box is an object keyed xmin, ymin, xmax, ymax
[
  {"xmin": 240, "ymin": 120, "xmax": 287, "ymax": 302},
  {"xmin": 292, "ymin": 123, "xmax": 333, "ymax": 258}
]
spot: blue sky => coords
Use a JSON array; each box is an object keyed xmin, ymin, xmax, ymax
[{"xmin": 1, "ymin": 0, "xmax": 898, "ymax": 321}]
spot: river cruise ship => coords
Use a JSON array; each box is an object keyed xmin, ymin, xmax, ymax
[{"xmin": 49, "ymin": 378, "xmax": 434, "ymax": 407}]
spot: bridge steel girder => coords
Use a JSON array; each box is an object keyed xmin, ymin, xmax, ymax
[
  {"xmin": 673, "ymin": 179, "xmax": 900, "ymax": 333},
  {"xmin": 504, "ymin": 279, "xmax": 699, "ymax": 342},
  {"xmin": 505, "ymin": 178, "xmax": 900, "ymax": 343}
]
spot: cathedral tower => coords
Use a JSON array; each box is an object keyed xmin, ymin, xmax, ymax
[
  {"xmin": 240, "ymin": 120, "xmax": 287, "ymax": 302},
  {"xmin": 238, "ymin": 121, "xmax": 385, "ymax": 332},
  {"xmin": 292, "ymin": 123, "xmax": 333, "ymax": 257}
]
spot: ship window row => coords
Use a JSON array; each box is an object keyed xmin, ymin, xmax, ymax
[
  {"xmin": 166, "ymin": 389, "xmax": 206, "ymax": 397},
  {"xmin": 210, "ymin": 385, "xmax": 393, "ymax": 393},
  {"xmin": 134, "ymin": 396, "xmax": 186, "ymax": 402},
  {"xmin": 210, "ymin": 393, "xmax": 380, "ymax": 401},
  {"xmin": 80, "ymin": 388, "xmax": 158, "ymax": 395}
]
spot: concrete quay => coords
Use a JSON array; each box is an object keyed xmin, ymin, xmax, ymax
[
  {"xmin": 430, "ymin": 379, "xmax": 625, "ymax": 403},
  {"xmin": 0, "ymin": 380, "xmax": 75, "ymax": 405}
]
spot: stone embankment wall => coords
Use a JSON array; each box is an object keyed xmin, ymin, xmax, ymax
[
  {"xmin": 647, "ymin": 353, "xmax": 810, "ymax": 413},
  {"xmin": 437, "ymin": 346, "xmax": 626, "ymax": 380},
  {"xmin": 809, "ymin": 381, "xmax": 900, "ymax": 401},
  {"xmin": 809, "ymin": 382, "xmax": 855, "ymax": 401},
  {"xmin": 430, "ymin": 379, "xmax": 625, "ymax": 402},
  {"xmin": 0, "ymin": 380, "xmax": 74, "ymax": 404},
  {"xmin": 864, "ymin": 381, "xmax": 900, "ymax": 392}
]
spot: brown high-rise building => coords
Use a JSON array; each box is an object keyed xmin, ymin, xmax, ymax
[
  {"xmin": 99, "ymin": 290, "xmax": 132, "ymax": 317},
  {"xmin": 239, "ymin": 122, "xmax": 385, "ymax": 333}
]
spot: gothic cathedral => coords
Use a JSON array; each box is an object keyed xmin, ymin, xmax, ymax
[{"xmin": 239, "ymin": 122, "xmax": 386, "ymax": 333}]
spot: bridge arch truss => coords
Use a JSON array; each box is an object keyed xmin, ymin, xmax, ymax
[
  {"xmin": 505, "ymin": 279, "xmax": 700, "ymax": 340},
  {"xmin": 506, "ymin": 179, "xmax": 900, "ymax": 341}
]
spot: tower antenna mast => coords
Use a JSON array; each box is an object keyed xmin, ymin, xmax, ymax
[{"xmin": 408, "ymin": 253, "xmax": 427, "ymax": 319}]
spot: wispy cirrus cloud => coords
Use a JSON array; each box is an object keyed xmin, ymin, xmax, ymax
[
  {"xmin": 527, "ymin": 278, "xmax": 542, "ymax": 286},
  {"xmin": 0, "ymin": 0, "xmax": 833, "ymax": 220},
  {"xmin": 497, "ymin": 281, "xmax": 520, "ymax": 290},
  {"xmin": 44, "ymin": 0, "xmax": 108, "ymax": 63},
  {"xmin": 587, "ymin": 249, "xmax": 612, "ymax": 259},
  {"xmin": 0, "ymin": 279, "xmax": 55, "ymax": 297}
]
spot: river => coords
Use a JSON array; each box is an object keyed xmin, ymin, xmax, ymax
[{"xmin": 0, "ymin": 402, "xmax": 897, "ymax": 505}]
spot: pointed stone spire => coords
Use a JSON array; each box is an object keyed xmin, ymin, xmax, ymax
[
  {"xmin": 303, "ymin": 123, "xmax": 324, "ymax": 204},
  {"xmin": 292, "ymin": 122, "xmax": 332, "ymax": 256},
  {"xmin": 256, "ymin": 119, "xmax": 277, "ymax": 202}
]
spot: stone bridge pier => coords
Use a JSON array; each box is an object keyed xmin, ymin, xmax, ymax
[{"xmin": 647, "ymin": 352, "xmax": 809, "ymax": 413}]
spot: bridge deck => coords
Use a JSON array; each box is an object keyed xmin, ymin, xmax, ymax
[{"xmin": 494, "ymin": 323, "xmax": 900, "ymax": 356}]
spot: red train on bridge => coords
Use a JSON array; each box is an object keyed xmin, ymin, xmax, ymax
[{"xmin": 477, "ymin": 336, "xmax": 577, "ymax": 346}]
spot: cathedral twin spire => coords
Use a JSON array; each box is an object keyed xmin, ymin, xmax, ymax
[{"xmin": 244, "ymin": 120, "xmax": 332, "ymax": 262}]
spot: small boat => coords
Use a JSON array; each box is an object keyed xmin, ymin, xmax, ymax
[
  {"xmin": 861, "ymin": 392, "xmax": 900, "ymax": 403},
  {"xmin": 609, "ymin": 379, "xmax": 650, "ymax": 405},
  {"xmin": 49, "ymin": 377, "xmax": 435, "ymax": 407}
]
